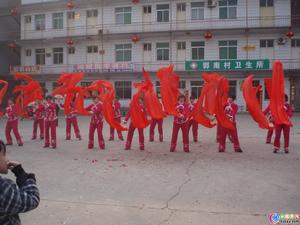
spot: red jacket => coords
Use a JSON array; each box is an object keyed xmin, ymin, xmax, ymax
[
  {"xmin": 113, "ymin": 101, "xmax": 121, "ymax": 118},
  {"xmin": 264, "ymin": 102, "xmax": 293, "ymax": 120},
  {"xmin": 45, "ymin": 102, "xmax": 58, "ymax": 122},
  {"xmin": 124, "ymin": 104, "xmax": 146, "ymax": 122},
  {"xmin": 174, "ymin": 103, "xmax": 189, "ymax": 124},
  {"xmin": 86, "ymin": 103, "xmax": 103, "ymax": 125},
  {"xmin": 5, "ymin": 104, "xmax": 18, "ymax": 121},
  {"xmin": 33, "ymin": 104, "xmax": 45, "ymax": 120},
  {"xmin": 224, "ymin": 102, "xmax": 238, "ymax": 123},
  {"xmin": 61, "ymin": 102, "xmax": 77, "ymax": 119}
]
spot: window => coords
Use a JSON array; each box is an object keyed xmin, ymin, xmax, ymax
[
  {"xmin": 260, "ymin": 39, "xmax": 274, "ymax": 48},
  {"xmin": 177, "ymin": 42, "xmax": 186, "ymax": 50},
  {"xmin": 143, "ymin": 43, "xmax": 152, "ymax": 51},
  {"xmin": 87, "ymin": 46, "xmax": 98, "ymax": 53},
  {"xmin": 219, "ymin": 40, "xmax": 237, "ymax": 59},
  {"xmin": 115, "ymin": 7, "xmax": 132, "ymax": 24},
  {"xmin": 115, "ymin": 81, "xmax": 132, "ymax": 99},
  {"xmin": 291, "ymin": 39, "xmax": 300, "ymax": 47},
  {"xmin": 87, "ymin": 9, "xmax": 98, "ymax": 18},
  {"xmin": 53, "ymin": 48, "xmax": 64, "ymax": 64},
  {"xmin": 179, "ymin": 80, "xmax": 186, "ymax": 89},
  {"xmin": 68, "ymin": 11, "xmax": 75, "ymax": 20},
  {"xmin": 191, "ymin": 80, "xmax": 204, "ymax": 98},
  {"xmin": 177, "ymin": 3, "xmax": 186, "ymax": 12},
  {"xmin": 219, "ymin": 0, "xmax": 237, "ymax": 19},
  {"xmin": 191, "ymin": 41, "xmax": 205, "ymax": 60},
  {"xmin": 35, "ymin": 48, "xmax": 45, "ymax": 65},
  {"xmin": 25, "ymin": 15, "xmax": 31, "ymax": 23},
  {"xmin": 156, "ymin": 42, "xmax": 169, "ymax": 61},
  {"xmin": 35, "ymin": 14, "xmax": 45, "ymax": 30},
  {"xmin": 229, "ymin": 80, "xmax": 237, "ymax": 98},
  {"xmin": 155, "ymin": 81, "xmax": 161, "ymax": 98},
  {"xmin": 115, "ymin": 44, "xmax": 132, "ymax": 62},
  {"xmin": 157, "ymin": 4, "xmax": 169, "ymax": 22},
  {"xmin": 52, "ymin": 12, "xmax": 64, "ymax": 29},
  {"xmin": 68, "ymin": 47, "xmax": 75, "ymax": 54},
  {"xmin": 191, "ymin": 2, "xmax": 205, "ymax": 20},
  {"xmin": 260, "ymin": 0, "xmax": 273, "ymax": 7},
  {"xmin": 25, "ymin": 49, "xmax": 32, "ymax": 57},
  {"xmin": 143, "ymin": 5, "xmax": 152, "ymax": 14}
]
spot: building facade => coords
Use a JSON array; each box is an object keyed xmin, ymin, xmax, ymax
[{"xmin": 13, "ymin": 0, "xmax": 300, "ymax": 110}]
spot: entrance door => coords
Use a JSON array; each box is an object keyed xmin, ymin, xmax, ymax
[
  {"xmin": 176, "ymin": 3, "xmax": 186, "ymax": 30},
  {"xmin": 143, "ymin": 5, "xmax": 152, "ymax": 32}
]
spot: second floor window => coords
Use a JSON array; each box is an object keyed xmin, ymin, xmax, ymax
[
  {"xmin": 177, "ymin": 42, "xmax": 186, "ymax": 50},
  {"xmin": 143, "ymin": 5, "xmax": 152, "ymax": 14},
  {"xmin": 25, "ymin": 49, "xmax": 32, "ymax": 57},
  {"xmin": 52, "ymin": 12, "xmax": 64, "ymax": 29},
  {"xmin": 157, "ymin": 4, "xmax": 169, "ymax": 22},
  {"xmin": 115, "ymin": 7, "xmax": 132, "ymax": 24},
  {"xmin": 68, "ymin": 11, "xmax": 75, "ymax": 20},
  {"xmin": 260, "ymin": 0, "xmax": 273, "ymax": 7},
  {"xmin": 219, "ymin": 0, "xmax": 237, "ymax": 19},
  {"xmin": 177, "ymin": 3, "xmax": 186, "ymax": 12},
  {"xmin": 68, "ymin": 47, "xmax": 75, "ymax": 54},
  {"xmin": 260, "ymin": 39, "xmax": 274, "ymax": 48},
  {"xmin": 25, "ymin": 15, "xmax": 31, "ymax": 24},
  {"xmin": 53, "ymin": 48, "xmax": 64, "ymax": 64},
  {"xmin": 115, "ymin": 44, "xmax": 132, "ymax": 62},
  {"xmin": 191, "ymin": 2, "xmax": 205, "ymax": 20},
  {"xmin": 143, "ymin": 43, "xmax": 152, "ymax": 51},
  {"xmin": 291, "ymin": 39, "xmax": 300, "ymax": 47},
  {"xmin": 35, "ymin": 14, "xmax": 45, "ymax": 31},
  {"xmin": 219, "ymin": 40, "xmax": 237, "ymax": 59},
  {"xmin": 156, "ymin": 42, "xmax": 169, "ymax": 61},
  {"xmin": 35, "ymin": 48, "xmax": 45, "ymax": 65},
  {"xmin": 87, "ymin": 46, "xmax": 98, "ymax": 53},
  {"xmin": 191, "ymin": 41, "xmax": 205, "ymax": 60},
  {"xmin": 87, "ymin": 9, "xmax": 98, "ymax": 18}
]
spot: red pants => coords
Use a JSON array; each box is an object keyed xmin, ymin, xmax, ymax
[
  {"xmin": 170, "ymin": 122, "xmax": 189, "ymax": 151},
  {"xmin": 89, "ymin": 122, "xmax": 105, "ymax": 149},
  {"xmin": 5, "ymin": 120, "xmax": 23, "ymax": 145},
  {"xmin": 125, "ymin": 123, "xmax": 144, "ymax": 149},
  {"xmin": 274, "ymin": 124, "xmax": 290, "ymax": 149},
  {"xmin": 266, "ymin": 128, "xmax": 274, "ymax": 143},
  {"xmin": 216, "ymin": 125, "xmax": 221, "ymax": 143},
  {"xmin": 33, "ymin": 119, "xmax": 44, "ymax": 139},
  {"xmin": 45, "ymin": 120, "xmax": 56, "ymax": 147},
  {"xmin": 110, "ymin": 117, "xmax": 123, "ymax": 140},
  {"xmin": 149, "ymin": 119, "xmax": 163, "ymax": 142},
  {"xmin": 218, "ymin": 124, "xmax": 240, "ymax": 151},
  {"xmin": 66, "ymin": 117, "xmax": 81, "ymax": 139},
  {"xmin": 188, "ymin": 119, "xmax": 198, "ymax": 142}
]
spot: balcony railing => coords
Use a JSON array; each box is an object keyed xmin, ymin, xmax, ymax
[
  {"xmin": 20, "ymin": 15, "xmax": 292, "ymax": 41},
  {"xmin": 10, "ymin": 59, "xmax": 300, "ymax": 75}
]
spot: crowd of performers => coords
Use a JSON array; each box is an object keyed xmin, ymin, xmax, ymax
[{"xmin": 0, "ymin": 61, "xmax": 294, "ymax": 153}]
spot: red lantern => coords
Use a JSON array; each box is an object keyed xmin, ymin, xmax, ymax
[
  {"xmin": 204, "ymin": 31, "xmax": 213, "ymax": 40},
  {"xmin": 132, "ymin": 0, "xmax": 139, "ymax": 4},
  {"xmin": 8, "ymin": 41, "xmax": 17, "ymax": 49},
  {"xmin": 286, "ymin": 27, "xmax": 294, "ymax": 39},
  {"xmin": 132, "ymin": 34, "xmax": 140, "ymax": 43},
  {"xmin": 66, "ymin": 38, "xmax": 74, "ymax": 46},
  {"xmin": 67, "ymin": 1, "xmax": 75, "ymax": 10},
  {"xmin": 10, "ymin": 7, "xmax": 17, "ymax": 16}
]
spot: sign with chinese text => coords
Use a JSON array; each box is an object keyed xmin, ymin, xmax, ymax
[
  {"xmin": 10, "ymin": 65, "xmax": 41, "ymax": 74},
  {"xmin": 185, "ymin": 59, "xmax": 270, "ymax": 71},
  {"xmin": 73, "ymin": 62, "xmax": 134, "ymax": 73}
]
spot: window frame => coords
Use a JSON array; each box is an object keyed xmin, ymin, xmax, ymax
[
  {"xmin": 52, "ymin": 12, "xmax": 64, "ymax": 29},
  {"xmin": 156, "ymin": 42, "xmax": 170, "ymax": 61},
  {"xmin": 115, "ymin": 7, "xmax": 132, "ymax": 25},
  {"xmin": 143, "ymin": 43, "xmax": 152, "ymax": 51},
  {"xmin": 115, "ymin": 81, "xmax": 132, "ymax": 99},
  {"xmin": 260, "ymin": 39, "xmax": 274, "ymax": 48},
  {"xmin": 143, "ymin": 5, "xmax": 152, "ymax": 14},
  {"xmin": 191, "ymin": 2, "xmax": 205, "ymax": 20},
  {"xmin": 177, "ymin": 3, "xmax": 186, "ymax": 12},
  {"xmin": 156, "ymin": 4, "xmax": 170, "ymax": 22},
  {"xmin": 25, "ymin": 15, "xmax": 32, "ymax": 24},
  {"xmin": 190, "ymin": 80, "xmax": 204, "ymax": 98},
  {"xmin": 219, "ymin": 0, "xmax": 237, "ymax": 19},
  {"xmin": 87, "ymin": 9, "xmax": 98, "ymax": 18},
  {"xmin": 219, "ymin": 40, "xmax": 237, "ymax": 59},
  {"xmin": 177, "ymin": 42, "xmax": 186, "ymax": 50},
  {"xmin": 87, "ymin": 45, "xmax": 98, "ymax": 54},
  {"xmin": 191, "ymin": 41, "xmax": 205, "ymax": 60},
  {"xmin": 115, "ymin": 44, "xmax": 132, "ymax": 62},
  {"xmin": 53, "ymin": 47, "xmax": 64, "ymax": 65},
  {"xmin": 25, "ymin": 49, "xmax": 32, "ymax": 57},
  {"xmin": 35, "ymin": 48, "xmax": 45, "ymax": 65},
  {"xmin": 260, "ymin": 0, "xmax": 273, "ymax": 7},
  {"xmin": 34, "ymin": 14, "xmax": 45, "ymax": 31}
]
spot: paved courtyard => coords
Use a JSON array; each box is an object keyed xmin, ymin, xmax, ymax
[{"xmin": 0, "ymin": 114, "xmax": 299, "ymax": 225}]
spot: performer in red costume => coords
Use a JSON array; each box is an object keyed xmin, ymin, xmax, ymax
[
  {"xmin": 5, "ymin": 99, "xmax": 23, "ymax": 146},
  {"xmin": 44, "ymin": 96, "xmax": 58, "ymax": 149},
  {"xmin": 61, "ymin": 100, "xmax": 81, "ymax": 141},
  {"xmin": 109, "ymin": 96, "xmax": 123, "ymax": 141},
  {"xmin": 149, "ymin": 118, "xmax": 163, "ymax": 142},
  {"xmin": 218, "ymin": 96, "xmax": 242, "ymax": 153},
  {"xmin": 170, "ymin": 95, "xmax": 190, "ymax": 153},
  {"xmin": 32, "ymin": 100, "xmax": 45, "ymax": 140},
  {"xmin": 124, "ymin": 98, "xmax": 146, "ymax": 151},
  {"xmin": 86, "ymin": 96, "xmax": 105, "ymax": 150},
  {"xmin": 263, "ymin": 105, "xmax": 274, "ymax": 144},
  {"xmin": 273, "ymin": 94, "xmax": 293, "ymax": 154},
  {"xmin": 188, "ymin": 96, "xmax": 199, "ymax": 142}
]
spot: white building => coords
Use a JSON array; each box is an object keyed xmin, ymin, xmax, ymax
[{"xmin": 12, "ymin": 0, "xmax": 300, "ymax": 111}]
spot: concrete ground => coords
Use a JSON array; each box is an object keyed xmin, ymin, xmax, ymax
[{"xmin": 0, "ymin": 114, "xmax": 299, "ymax": 225}]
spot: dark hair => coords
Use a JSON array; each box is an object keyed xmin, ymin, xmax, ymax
[
  {"xmin": 229, "ymin": 95, "xmax": 236, "ymax": 101},
  {"xmin": 115, "ymin": 95, "xmax": 119, "ymax": 100},
  {"xmin": 178, "ymin": 95, "xmax": 186, "ymax": 102},
  {"xmin": 285, "ymin": 94, "xmax": 288, "ymax": 102},
  {"xmin": 190, "ymin": 96, "xmax": 195, "ymax": 100},
  {"xmin": 92, "ymin": 96, "xmax": 98, "ymax": 100},
  {"xmin": 8, "ymin": 98, "xmax": 14, "ymax": 102},
  {"xmin": 0, "ymin": 140, "xmax": 6, "ymax": 154},
  {"xmin": 46, "ymin": 95, "xmax": 53, "ymax": 101}
]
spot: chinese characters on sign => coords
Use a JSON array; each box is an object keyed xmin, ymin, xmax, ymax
[
  {"xmin": 10, "ymin": 65, "xmax": 41, "ymax": 74},
  {"xmin": 73, "ymin": 63, "xmax": 134, "ymax": 73},
  {"xmin": 185, "ymin": 59, "xmax": 270, "ymax": 71}
]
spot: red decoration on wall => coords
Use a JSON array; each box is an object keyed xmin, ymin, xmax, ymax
[
  {"xmin": 132, "ymin": 34, "xmax": 140, "ymax": 43},
  {"xmin": 10, "ymin": 7, "xmax": 17, "ymax": 16},
  {"xmin": 67, "ymin": 1, "xmax": 75, "ymax": 9},
  {"xmin": 132, "ymin": 0, "xmax": 139, "ymax": 4},
  {"xmin": 8, "ymin": 41, "xmax": 17, "ymax": 49},
  {"xmin": 204, "ymin": 31, "xmax": 213, "ymax": 40},
  {"xmin": 66, "ymin": 38, "xmax": 74, "ymax": 46},
  {"xmin": 286, "ymin": 27, "xmax": 294, "ymax": 39}
]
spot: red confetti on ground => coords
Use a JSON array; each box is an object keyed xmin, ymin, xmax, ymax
[{"xmin": 120, "ymin": 164, "xmax": 128, "ymax": 167}]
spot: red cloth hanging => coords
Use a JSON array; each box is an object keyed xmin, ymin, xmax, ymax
[
  {"xmin": 242, "ymin": 75, "xmax": 269, "ymax": 129},
  {"xmin": 0, "ymin": 80, "xmax": 8, "ymax": 105},
  {"xmin": 129, "ymin": 92, "xmax": 151, "ymax": 129}
]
